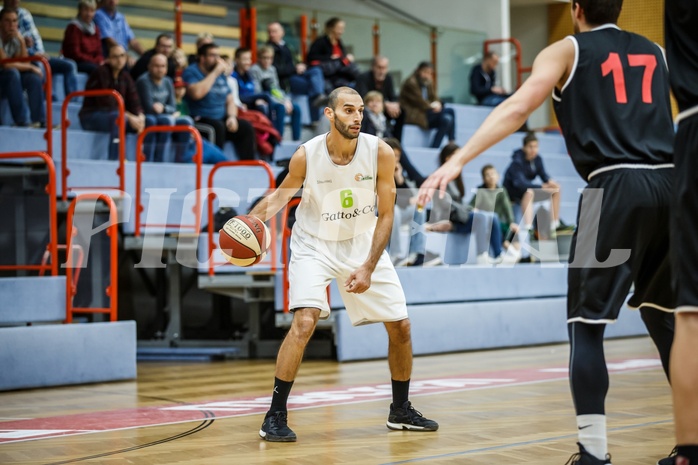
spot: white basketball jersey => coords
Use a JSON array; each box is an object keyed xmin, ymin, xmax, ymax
[{"xmin": 295, "ymin": 133, "xmax": 379, "ymax": 241}]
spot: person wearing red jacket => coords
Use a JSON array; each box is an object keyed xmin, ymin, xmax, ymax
[{"xmin": 62, "ymin": 0, "xmax": 103, "ymax": 75}]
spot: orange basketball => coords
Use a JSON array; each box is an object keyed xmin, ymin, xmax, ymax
[{"xmin": 219, "ymin": 215, "xmax": 270, "ymax": 267}]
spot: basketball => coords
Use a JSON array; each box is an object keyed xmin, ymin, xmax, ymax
[{"xmin": 219, "ymin": 215, "xmax": 271, "ymax": 267}]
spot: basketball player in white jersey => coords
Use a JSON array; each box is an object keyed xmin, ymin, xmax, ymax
[{"xmin": 249, "ymin": 86, "xmax": 438, "ymax": 442}]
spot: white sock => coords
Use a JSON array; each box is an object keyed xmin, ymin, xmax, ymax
[
  {"xmin": 552, "ymin": 219, "xmax": 561, "ymax": 229},
  {"xmin": 577, "ymin": 414, "xmax": 608, "ymax": 460}
]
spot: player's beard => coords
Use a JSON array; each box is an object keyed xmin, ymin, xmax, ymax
[{"xmin": 334, "ymin": 118, "xmax": 359, "ymax": 140}]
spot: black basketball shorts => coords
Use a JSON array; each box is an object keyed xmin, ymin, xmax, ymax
[
  {"xmin": 671, "ymin": 113, "xmax": 698, "ymax": 312},
  {"xmin": 567, "ymin": 166, "xmax": 675, "ymax": 322}
]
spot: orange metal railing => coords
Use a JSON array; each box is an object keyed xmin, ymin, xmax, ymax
[
  {"xmin": 0, "ymin": 152, "xmax": 58, "ymax": 276},
  {"xmin": 0, "ymin": 56, "xmax": 53, "ymax": 158},
  {"xmin": 134, "ymin": 125, "xmax": 203, "ymax": 237},
  {"xmin": 65, "ymin": 193, "xmax": 119, "ymax": 323},
  {"xmin": 483, "ymin": 38, "xmax": 532, "ymax": 90},
  {"xmin": 239, "ymin": 7, "xmax": 258, "ymax": 61},
  {"xmin": 174, "ymin": 0, "xmax": 183, "ymax": 48},
  {"xmin": 300, "ymin": 15, "xmax": 308, "ymax": 62},
  {"xmin": 61, "ymin": 89, "xmax": 126, "ymax": 202},
  {"xmin": 206, "ymin": 160, "xmax": 277, "ymax": 277}
]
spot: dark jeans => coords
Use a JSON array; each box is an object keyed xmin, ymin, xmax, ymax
[
  {"xmin": 288, "ymin": 66, "xmax": 325, "ymax": 99},
  {"xmin": 269, "ymin": 101, "xmax": 302, "ymax": 141},
  {"xmin": 453, "ymin": 210, "xmax": 503, "ymax": 257},
  {"xmin": 0, "ymin": 68, "xmax": 45, "ymax": 125},
  {"xmin": 48, "ymin": 57, "xmax": 78, "ymax": 98},
  {"xmin": 143, "ymin": 114, "xmax": 194, "ymax": 162},
  {"xmin": 426, "ymin": 107, "xmax": 455, "ymax": 148},
  {"xmin": 80, "ymin": 110, "xmax": 135, "ymax": 160},
  {"xmin": 196, "ymin": 116, "xmax": 256, "ymax": 160},
  {"xmin": 76, "ymin": 61, "xmax": 99, "ymax": 76}
]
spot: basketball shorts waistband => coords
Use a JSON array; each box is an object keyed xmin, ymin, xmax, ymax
[
  {"xmin": 676, "ymin": 104, "xmax": 698, "ymax": 125},
  {"xmin": 587, "ymin": 163, "xmax": 674, "ymax": 181}
]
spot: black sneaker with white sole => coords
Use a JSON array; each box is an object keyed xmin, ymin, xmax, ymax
[
  {"xmin": 386, "ymin": 401, "xmax": 438, "ymax": 431},
  {"xmin": 259, "ymin": 411, "xmax": 297, "ymax": 442}
]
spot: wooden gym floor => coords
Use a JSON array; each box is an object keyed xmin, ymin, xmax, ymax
[{"xmin": 0, "ymin": 336, "xmax": 674, "ymax": 464}]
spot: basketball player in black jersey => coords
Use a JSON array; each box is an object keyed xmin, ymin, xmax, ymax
[
  {"xmin": 664, "ymin": 2, "xmax": 698, "ymax": 465},
  {"xmin": 419, "ymin": 1, "xmax": 676, "ymax": 463}
]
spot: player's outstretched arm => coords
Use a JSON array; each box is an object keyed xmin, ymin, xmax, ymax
[
  {"xmin": 248, "ymin": 146, "xmax": 307, "ymax": 222},
  {"xmin": 417, "ymin": 39, "xmax": 574, "ymax": 208},
  {"xmin": 345, "ymin": 140, "xmax": 396, "ymax": 294}
]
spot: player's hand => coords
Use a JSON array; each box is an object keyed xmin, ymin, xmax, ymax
[
  {"xmin": 416, "ymin": 159, "xmax": 463, "ymax": 208},
  {"xmin": 344, "ymin": 266, "xmax": 371, "ymax": 294}
]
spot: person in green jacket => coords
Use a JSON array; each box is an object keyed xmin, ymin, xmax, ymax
[{"xmin": 468, "ymin": 164, "xmax": 519, "ymax": 251}]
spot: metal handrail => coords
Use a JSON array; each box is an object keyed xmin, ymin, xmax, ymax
[
  {"xmin": 206, "ymin": 160, "xmax": 277, "ymax": 276},
  {"xmin": 483, "ymin": 38, "xmax": 532, "ymax": 90},
  {"xmin": 134, "ymin": 125, "xmax": 203, "ymax": 237},
  {"xmin": 60, "ymin": 89, "xmax": 126, "ymax": 202},
  {"xmin": 0, "ymin": 151, "xmax": 58, "ymax": 276},
  {"xmin": 0, "ymin": 56, "xmax": 53, "ymax": 158},
  {"xmin": 65, "ymin": 193, "xmax": 119, "ymax": 323}
]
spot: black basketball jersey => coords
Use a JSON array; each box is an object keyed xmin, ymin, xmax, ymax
[
  {"xmin": 665, "ymin": 0, "xmax": 698, "ymax": 113},
  {"xmin": 553, "ymin": 25, "xmax": 674, "ymax": 180}
]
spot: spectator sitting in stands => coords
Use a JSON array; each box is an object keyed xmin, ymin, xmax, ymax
[
  {"xmin": 249, "ymin": 45, "xmax": 301, "ymax": 141},
  {"xmin": 469, "ymin": 164, "xmax": 520, "ymax": 260},
  {"xmin": 426, "ymin": 143, "xmax": 516, "ymax": 265},
  {"xmin": 130, "ymin": 33, "xmax": 176, "ymax": 82},
  {"xmin": 136, "ymin": 53, "xmax": 194, "ymax": 162},
  {"xmin": 62, "ymin": 0, "xmax": 103, "ymax": 76},
  {"xmin": 187, "ymin": 32, "xmax": 212, "ymax": 66},
  {"xmin": 2, "ymin": 0, "xmax": 78, "ymax": 101},
  {"xmin": 233, "ymin": 47, "xmax": 269, "ymax": 110},
  {"xmin": 266, "ymin": 21, "xmax": 326, "ymax": 110},
  {"xmin": 361, "ymin": 91, "xmax": 391, "ymax": 139},
  {"xmin": 79, "ymin": 44, "xmax": 146, "ymax": 160},
  {"xmin": 0, "ymin": 8, "xmax": 44, "ymax": 127},
  {"xmin": 172, "ymin": 77, "xmax": 226, "ymax": 164},
  {"xmin": 93, "ymin": 0, "xmax": 144, "ymax": 68},
  {"xmin": 182, "ymin": 43, "xmax": 256, "ymax": 159},
  {"xmin": 470, "ymin": 51, "xmax": 511, "ymax": 107},
  {"xmin": 306, "ymin": 17, "xmax": 360, "ymax": 94},
  {"xmin": 356, "ymin": 56, "xmax": 403, "ymax": 139},
  {"xmin": 503, "ymin": 132, "xmax": 561, "ymax": 241},
  {"xmin": 172, "ymin": 47, "xmax": 187, "ymax": 79},
  {"xmin": 383, "ymin": 138, "xmax": 438, "ymax": 267},
  {"xmin": 399, "ymin": 61, "xmax": 455, "ymax": 148}
]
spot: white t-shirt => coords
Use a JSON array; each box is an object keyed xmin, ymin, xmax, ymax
[{"xmin": 295, "ymin": 133, "xmax": 379, "ymax": 241}]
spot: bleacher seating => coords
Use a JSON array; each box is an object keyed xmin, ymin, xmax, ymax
[{"xmin": 0, "ymin": 0, "xmax": 648, "ymax": 364}]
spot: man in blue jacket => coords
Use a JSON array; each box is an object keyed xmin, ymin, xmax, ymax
[{"xmin": 503, "ymin": 132, "xmax": 561, "ymax": 238}]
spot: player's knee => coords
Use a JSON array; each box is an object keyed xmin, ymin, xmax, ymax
[
  {"xmin": 291, "ymin": 309, "xmax": 319, "ymax": 337},
  {"xmin": 389, "ymin": 318, "xmax": 411, "ymax": 343}
]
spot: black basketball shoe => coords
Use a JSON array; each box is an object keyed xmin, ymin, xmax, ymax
[
  {"xmin": 259, "ymin": 411, "xmax": 297, "ymax": 442},
  {"xmin": 386, "ymin": 401, "xmax": 439, "ymax": 431},
  {"xmin": 657, "ymin": 446, "xmax": 677, "ymax": 465},
  {"xmin": 565, "ymin": 443, "xmax": 612, "ymax": 464}
]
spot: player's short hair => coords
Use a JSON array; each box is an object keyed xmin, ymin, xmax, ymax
[
  {"xmin": 325, "ymin": 17, "xmax": 343, "ymax": 32},
  {"xmin": 573, "ymin": 0, "xmax": 623, "ymax": 25},
  {"xmin": 523, "ymin": 132, "xmax": 538, "ymax": 147},
  {"xmin": 155, "ymin": 33, "xmax": 173, "ymax": 46},
  {"xmin": 481, "ymin": 164, "xmax": 495, "ymax": 178},
  {"xmin": 258, "ymin": 45, "xmax": 274, "ymax": 58},
  {"xmin": 364, "ymin": 91, "xmax": 383, "ymax": 104},
  {"xmin": 484, "ymin": 51, "xmax": 498, "ymax": 61},
  {"xmin": 327, "ymin": 86, "xmax": 360, "ymax": 110},
  {"xmin": 416, "ymin": 61, "xmax": 433, "ymax": 72}
]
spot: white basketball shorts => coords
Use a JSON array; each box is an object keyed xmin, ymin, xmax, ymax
[{"xmin": 288, "ymin": 225, "xmax": 408, "ymax": 326}]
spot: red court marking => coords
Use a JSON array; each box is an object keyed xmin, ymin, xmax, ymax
[{"xmin": 0, "ymin": 357, "xmax": 661, "ymax": 445}]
